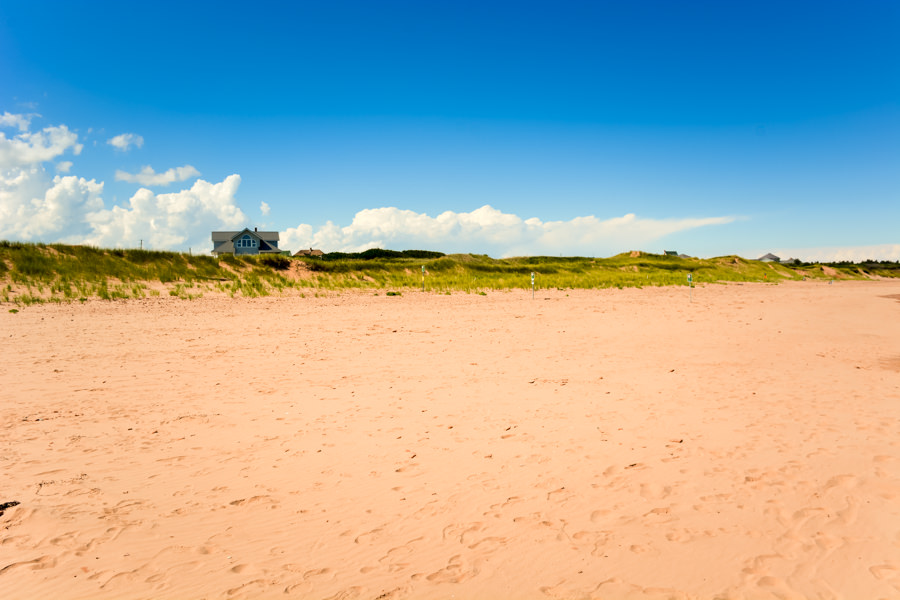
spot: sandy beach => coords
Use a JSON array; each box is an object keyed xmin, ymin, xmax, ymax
[{"xmin": 2, "ymin": 281, "xmax": 899, "ymax": 599}]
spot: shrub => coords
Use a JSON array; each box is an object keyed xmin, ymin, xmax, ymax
[{"xmin": 260, "ymin": 254, "xmax": 291, "ymax": 270}]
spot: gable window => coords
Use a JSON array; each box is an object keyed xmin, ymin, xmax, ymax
[{"xmin": 238, "ymin": 235, "xmax": 257, "ymax": 248}]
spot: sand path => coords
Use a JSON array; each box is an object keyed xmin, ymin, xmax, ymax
[{"xmin": 2, "ymin": 281, "xmax": 900, "ymax": 599}]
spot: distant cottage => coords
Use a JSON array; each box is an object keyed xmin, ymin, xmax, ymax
[
  {"xmin": 758, "ymin": 253, "xmax": 781, "ymax": 263},
  {"xmin": 212, "ymin": 228, "xmax": 282, "ymax": 256},
  {"xmin": 294, "ymin": 248, "xmax": 324, "ymax": 257}
]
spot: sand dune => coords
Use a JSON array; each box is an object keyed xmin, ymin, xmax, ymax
[{"xmin": 2, "ymin": 281, "xmax": 900, "ymax": 599}]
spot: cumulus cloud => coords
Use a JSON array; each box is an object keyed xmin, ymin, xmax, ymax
[
  {"xmin": 0, "ymin": 111, "xmax": 245, "ymax": 249},
  {"xmin": 2, "ymin": 158, "xmax": 245, "ymax": 249},
  {"xmin": 1, "ymin": 110, "xmax": 743, "ymax": 257},
  {"xmin": 0, "ymin": 114, "xmax": 99, "ymax": 241},
  {"xmin": 0, "ymin": 124, "xmax": 82, "ymax": 169},
  {"xmin": 115, "ymin": 164, "xmax": 201, "ymax": 186},
  {"xmin": 0, "ymin": 167, "xmax": 104, "ymax": 240},
  {"xmin": 80, "ymin": 175, "xmax": 246, "ymax": 249},
  {"xmin": 107, "ymin": 133, "xmax": 144, "ymax": 151},
  {"xmin": 0, "ymin": 111, "xmax": 36, "ymax": 132},
  {"xmin": 767, "ymin": 244, "xmax": 900, "ymax": 263},
  {"xmin": 281, "ymin": 205, "xmax": 737, "ymax": 257}
]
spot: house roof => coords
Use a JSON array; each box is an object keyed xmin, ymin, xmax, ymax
[
  {"xmin": 212, "ymin": 241, "xmax": 235, "ymax": 254},
  {"xmin": 212, "ymin": 228, "xmax": 282, "ymax": 254},
  {"xmin": 758, "ymin": 253, "xmax": 781, "ymax": 262},
  {"xmin": 212, "ymin": 229, "xmax": 280, "ymax": 242}
]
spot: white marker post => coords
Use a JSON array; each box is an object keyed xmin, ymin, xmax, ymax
[
  {"xmin": 531, "ymin": 272, "xmax": 535, "ymax": 299},
  {"xmin": 421, "ymin": 265, "xmax": 426, "ymax": 292},
  {"xmin": 687, "ymin": 272, "xmax": 693, "ymax": 302}
]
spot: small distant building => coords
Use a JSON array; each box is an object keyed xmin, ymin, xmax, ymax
[
  {"xmin": 212, "ymin": 228, "xmax": 282, "ymax": 256},
  {"xmin": 664, "ymin": 250, "xmax": 679, "ymax": 256},
  {"xmin": 294, "ymin": 248, "xmax": 324, "ymax": 257},
  {"xmin": 758, "ymin": 253, "xmax": 781, "ymax": 263}
]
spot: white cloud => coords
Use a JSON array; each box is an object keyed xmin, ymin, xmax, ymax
[
  {"xmin": 0, "ymin": 167, "xmax": 104, "ymax": 240},
  {"xmin": 0, "ymin": 124, "xmax": 81, "ymax": 169},
  {"xmin": 115, "ymin": 164, "xmax": 201, "ymax": 186},
  {"xmin": 260, "ymin": 201, "xmax": 270, "ymax": 216},
  {"xmin": 107, "ymin": 133, "xmax": 144, "ymax": 152},
  {"xmin": 281, "ymin": 205, "xmax": 737, "ymax": 257},
  {"xmin": 0, "ymin": 117, "xmax": 98, "ymax": 241},
  {"xmin": 2, "ymin": 161, "xmax": 241, "ymax": 251},
  {"xmin": 766, "ymin": 244, "xmax": 900, "ymax": 263},
  {"xmin": 0, "ymin": 111, "xmax": 37, "ymax": 132},
  {"xmin": 1, "ymin": 113, "xmax": 245, "ymax": 251},
  {"xmin": 77, "ymin": 175, "xmax": 246, "ymax": 250},
  {"xmin": 1, "ymin": 167, "xmax": 245, "ymax": 250}
]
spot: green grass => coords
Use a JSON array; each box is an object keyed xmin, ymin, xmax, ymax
[
  {"xmin": 1, "ymin": 241, "xmax": 896, "ymax": 307},
  {"xmin": 294, "ymin": 252, "xmax": 829, "ymax": 292}
]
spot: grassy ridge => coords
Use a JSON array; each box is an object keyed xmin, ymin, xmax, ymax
[{"xmin": 1, "ymin": 240, "xmax": 897, "ymax": 306}]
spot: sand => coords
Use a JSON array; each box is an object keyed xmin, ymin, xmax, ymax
[{"xmin": 2, "ymin": 281, "xmax": 899, "ymax": 599}]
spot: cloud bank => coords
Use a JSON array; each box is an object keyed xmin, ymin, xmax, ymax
[
  {"xmin": 282, "ymin": 205, "xmax": 737, "ymax": 258},
  {"xmin": 17, "ymin": 110, "xmax": 893, "ymax": 261},
  {"xmin": 1, "ymin": 111, "xmax": 738, "ymax": 257},
  {"xmin": 769, "ymin": 244, "xmax": 900, "ymax": 263}
]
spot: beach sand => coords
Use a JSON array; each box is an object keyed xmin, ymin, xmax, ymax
[{"xmin": 2, "ymin": 281, "xmax": 899, "ymax": 599}]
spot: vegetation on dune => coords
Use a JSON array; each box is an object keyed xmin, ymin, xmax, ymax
[{"xmin": 1, "ymin": 239, "xmax": 897, "ymax": 306}]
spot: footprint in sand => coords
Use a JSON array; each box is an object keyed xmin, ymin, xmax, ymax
[
  {"xmin": 302, "ymin": 567, "xmax": 334, "ymax": 580},
  {"xmin": 230, "ymin": 564, "xmax": 252, "ymax": 574},
  {"xmin": 0, "ymin": 554, "xmax": 57, "ymax": 574},
  {"xmin": 639, "ymin": 483, "xmax": 673, "ymax": 500},
  {"xmin": 354, "ymin": 528, "xmax": 384, "ymax": 545},
  {"xmin": 441, "ymin": 522, "xmax": 484, "ymax": 544},
  {"xmin": 425, "ymin": 554, "xmax": 479, "ymax": 584},
  {"xmin": 870, "ymin": 563, "xmax": 900, "ymax": 585},
  {"xmin": 823, "ymin": 474, "xmax": 856, "ymax": 491},
  {"xmin": 321, "ymin": 586, "xmax": 364, "ymax": 600},
  {"xmin": 590, "ymin": 509, "xmax": 612, "ymax": 522},
  {"xmin": 225, "ymin": 579, "xmax": 268, "ymax": 597},
  {"xmin": 466, "ymin": 536, "xmax": 506, "ymax": 552}
]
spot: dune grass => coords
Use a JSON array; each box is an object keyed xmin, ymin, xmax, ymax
[
  {"xmin": 296, "ymin": 252, "xmax": 849, "ymax": 293},
  {"xmin": 0, "ymin": 240, "xmax": 895, "ymax": 306}
]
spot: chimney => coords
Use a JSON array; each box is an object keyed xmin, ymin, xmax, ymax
[{"xmin": 254, "ymin": 227, "xmax": 257, "ymax": 232}]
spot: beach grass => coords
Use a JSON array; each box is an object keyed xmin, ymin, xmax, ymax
[{"xmin": 1, "ymin": 240, "xmax": 896, "ymax": 306}]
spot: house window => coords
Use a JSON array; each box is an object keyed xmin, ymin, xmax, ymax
[{"xmin": 239, "ymin": 235, "xmax": 257, "ymax": 248}]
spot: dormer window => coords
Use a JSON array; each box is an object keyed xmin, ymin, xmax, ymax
[{"xmin": 238, "ymin": 234, "xmax": 257, "ymax": 248}]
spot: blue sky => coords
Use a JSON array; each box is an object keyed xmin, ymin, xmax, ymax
[{"xmin": 1, "ymin": 0, "xmax": 897, "ymax": 260}]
